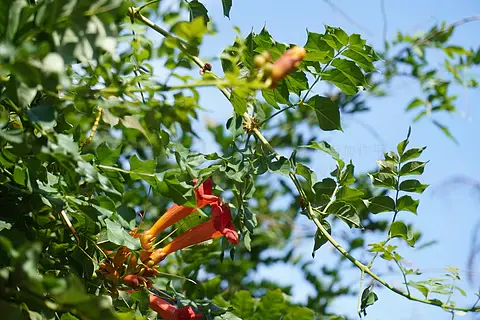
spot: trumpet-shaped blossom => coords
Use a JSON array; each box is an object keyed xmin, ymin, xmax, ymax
[
  {"xmin": 270, "ymin": 46, "xmax": 307, "ymax": 87},
  {"xmin": 141, "ymin": 178, "xmax": 219, "ymax": 249},
  {"xmin": 146, "ymin": 203, "xmax": 239, "ymax": 265},
  {"xmin": 149, "ymin": 295, "xmax": 203, "ymax": 320}
]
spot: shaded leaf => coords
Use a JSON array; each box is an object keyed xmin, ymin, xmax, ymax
[
  {"xmin": 397, "ymin": 195, "xmax": 419, "ymax": 214},
  {"xmin": 399, "ymin": 179, "xmax": 428, "ymax": 193},
  {"xmin": 389, "ymin": 221, "xmax": 416, "ymax": 246},
  {"xmin": 399, "ymin": 161, "xmax": 427, "ymax": 176},
  {"xmin": 368, "ymin": 196, "xmax": 395, "ymax": 214}
]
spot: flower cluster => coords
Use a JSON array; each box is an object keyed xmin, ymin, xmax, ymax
[{"xmin": 96, "ymin": 178, "xmax": 238, "ymax": 319}]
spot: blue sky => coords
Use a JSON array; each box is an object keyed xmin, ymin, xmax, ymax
[{"xmin": 151, "ymin": 1, "xmax": 480, "ymax": 319}]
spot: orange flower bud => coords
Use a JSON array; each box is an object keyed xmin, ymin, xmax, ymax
[{"xmin": 270, "ymin": 46, "xmax": 306, "ymax": 87}]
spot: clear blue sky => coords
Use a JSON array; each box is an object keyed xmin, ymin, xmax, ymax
[{"xmin": 153, "ymin": 1, "xmax": 480, "ymax": 319}]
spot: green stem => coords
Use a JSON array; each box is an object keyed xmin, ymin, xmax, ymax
[
  {"xmin": 394, "ymin": 256, "xmax": 411, "ymax": 296},
  {"xmin": 98, "ymin": 164, "xmax": 155, "ymax": 178}
]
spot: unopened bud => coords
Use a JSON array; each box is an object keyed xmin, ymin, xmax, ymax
[{"xmin": 270, "ymin": 46, "xmax": 307, "ymax": 87}]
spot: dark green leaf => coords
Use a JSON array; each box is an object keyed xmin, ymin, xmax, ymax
[
  {"xmin": 188, "ymin": 0, "xmax": 209, "ymax": 23},
  {"xmin": 397, "ymin": 126, "xmax": 411, "ymax": 155},
  {"xmin": 322, "ymin": 59, "xmax": 367, "ymax": 95},
  {"xmin": 337, "ymin": 187, "xmax": 364, "ymax": 200},
  {"xmin": 400, "ymin": 147, "xmax": 426, "ymax": 162},
  {"xmin": 389, "ymin": 221, "xmax": 415, "ymax": 246},
  {"xmin": 105, "ymin": 219, "xmax": 140, "ymax": 250},
  {"xmin": 301, "ymin": 141, "xmax": 340, "ymax": 161},
  {"xmin": 368, "ymin": 196, "xmax": 395, "ymax": 214},
  {"xmin": 396, "ymin": 195, "xmax": 419, "ymax": 214},
  {"xmin": 304, "ymin": 31, "xmax": 335, "ymax": 63},
  {"xmin": 376, "ymin": 160, "xmax": 398, "ymax": 174},
  {"xmin": 341, "ymin": 49, "xmax": 375, "ymax": 72},
  {"xmin": 408, "ymin": 281, "xmax": 430, "ymax": 298},
  {"xmin": 285, "ymin": 71, "xmax": 308, "ymax": 95},
  {"xmin": 96, "ymin": 143, "xmax": 122, "ymax": 166},
  {"xmin": 230, "ymin": 88, "xmax": 249, "ymax": 114},
  {"xmin": 360, "ymin": 287, "xmax": 378, "ymax": 315},
  {"xmin": 221, "ymin": 0, "xmax": 232, "ymax": 18},
  {"xmin": 384, "ymin": 151, "xmax": 400, "ymax": 163},
  {"xmin": 129, "ymin": 154, "xmax": 156, "ymax": 181},
  {"xmin": 329, "ymin": 201, "xmax": 361, "ymax": 228},
  {"xmin": 399, "ymin": 161, "xmax": 427, "ymax": 176},
  {"xmin": 307, "ymin": 95, "xmax": 342, "ymax": 131},
  {"xmin": 368, "ymin": 172, "xmax": 397, "ymax": 190},
  {"xmin": 313, "ymin": 178, "xmax": 337, "ymax": 197},
  {"xmin": 27, "ymin": 105, "xmax": 57, "ymax": 131},
  {"xmin": 399, "ymin": 179, "xmax": 428, "ymax": 193},
  {"xmin": 312, "ymin": 220, "xmax": 331, "ymax": 257},
  {"xmin": 231, "ymin": 290, "xmax": 254, "ymax": 319}
]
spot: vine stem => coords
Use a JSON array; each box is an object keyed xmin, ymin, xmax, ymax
[{"xmin": 130, "ymin": 7, "xmax": 480, "ymax": 314}]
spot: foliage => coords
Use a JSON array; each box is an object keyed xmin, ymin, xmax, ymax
[{"xmin": 0, "ymin": 1, "xmax": 479, "ymax": 319}]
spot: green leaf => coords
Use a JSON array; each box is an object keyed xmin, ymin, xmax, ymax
[
  {"xmin": 399, "ymin": 161, "xmax": 427, "ymax": 176},
  {"xmin": 156, "ymin": 175, "xmax": 196, "ymax": 207},
  {"xmin": 285, "ymin": 71, "xmax": 309, "ymax": 95},
  {"xmin": 376, "ymin": 160, "xmax": 398, "ymax": 174},
  {"xmin": 389, "ymin": 221, "xmax": 415, "ymax": 246},
  {"xmin": 328, "ymin": 201, "xmax": 361, "ymax": 228},
  {"xmin": 96, "ymin": 143, "xmax": 122, "ymax": 166},
  {"xmin": 397, "ymin": 126, "xmax": 411, "ymax": 155},
  {"xmin": 341, "ymin": 49, "xmax": 376, "ymax": 72},
  {"xmin": 400, "ymin": 147, "xmax": 426, "ymax": 162},
  {"xmin": 254, "ymin": 289, "xmax": 284, "ymax": 320},
  {"xmin": 337, "ymin": 187, "xmax": 364, "ymax": 200},
  {"xmin": 296, "ymin": 163, "xmax": 316, "ymax": 190},
  {"xmin": 313, "ymin": 178, "xmax": 336, "ymax": 200},
  {"xmin": 406, "ymin": 98, "xmax": 424, "ymax": 111},
  {"xmin": 121, "ymin": 115, "xmax": 150, "ymax": 142},
  {"xmin": 432, "ymin": 120, "xmax": 458, "ymax": 144},
  {"xmin": 360, "ymin": 287, "xmax": 378, "ymax": 315},
  {"xmin": 188, "ymin": 0, "xmax": 209, "ymax": 23},
  {"xmin": 384, "ymin": 151, "xmax": 400, "ymax": 163},
  {"xmin": 173, "ymin": 16, "xmax": 208, "ymax": 42},
  {"xmin": 27, "ymin": 104, "xmax": 57, "ymax": 131},
  {"xmin": 396, "ymin": 195, "xmax": 419, "ymax": 214},
  {"xmin": 338, "ymin": 162, "xmax": 355, "ymax": 186},
  {"xmin": 268, "ymin": 156, "xmax": 291, "ymax": 176},
  {"xmin": 307, "ymin": 95, "xmax": 342, "ymax": 131},
  {"xmin": 301, "ymin": 141, "xmax": 340, "ymax": 161},
  {"xmin": 283, "ymin": 306, "xmax": 315, "ymax": 320},
  {"xmin": 230, "ymin": 88, "xmax": 249, "ymax": 114},
  {"xmin": 304, "ymin": 31, "xmax": 335, "ymax": 63},
  {"xmin": 408, "ymin": 281, "xmax": 430, "ymax": 298},
  {"xmin": 368, "ymin": 172, "xmax": 397, "ymax": 190},
  {"xmin": 262, "ymin": 80, "xmax": 290, "ymax": 108},
  {"xmin": 312, "ymin": 220, "xmax": 331, "ymax": 257},
  {"xmin": 368, "ymin": 196, "xmax": 395, "ymax": 214},
  {"xmin": 322, "ymin": 59, "xmax": 367, "ymax": 95},
  {"xmin": 129, "ymin": 154, "xmax": 155, "ymax": 182},
  {"xmin": 399, "ymin": 179, "xmax": 428, "ymax": 193},
  {"xmin": 221, "ymin": 0, "xmax": 232, "ymax": 18},
  {"xmin": 105, "ymin": 219, "xmax": 140, "ymax": 250},
  {"xmin": 231, "ymin": 291, "xmax": 255, "ymax": 318}
]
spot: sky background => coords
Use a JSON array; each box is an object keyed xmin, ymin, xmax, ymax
[{"xmin": 151, "ymin": 1, "xmax": 480, "ymax": 319}]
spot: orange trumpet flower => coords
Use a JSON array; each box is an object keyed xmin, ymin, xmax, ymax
[
  {"xmin": 141, "ymin": 178, "xmax": 219, "ymax": 250},
  {"xmin": 146, "ymin": 203, "xmax": 239, "ymax": 266},
  {"xmin": 149, "ymin": 295, "xmax": 203, "ymax": 320}
]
